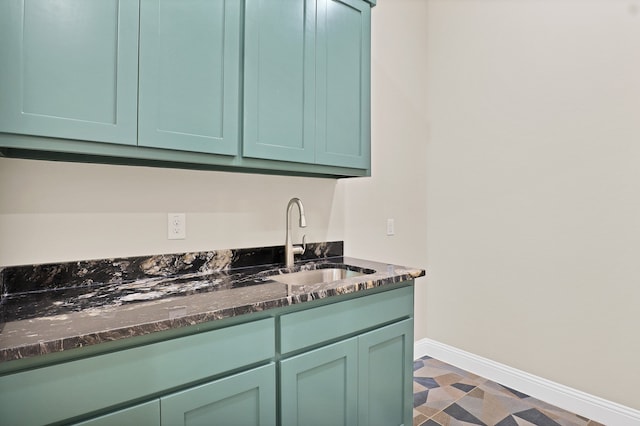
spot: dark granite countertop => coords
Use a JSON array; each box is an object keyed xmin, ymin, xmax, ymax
[{"xmin": 0, "ymin": 242, "xmax": 425, "ymax": 363}]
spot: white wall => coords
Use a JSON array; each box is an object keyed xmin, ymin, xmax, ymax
[
  {"xmin": 342, "ymin": 0, "xmax": 429, "ymax": 339},
  {"xmin": 0, "ymin": 158, "xmax": 345, "ymax": 266},
  {"xmin": 426, "ymin": 0, "xmax": 640, "ymax": 411}
]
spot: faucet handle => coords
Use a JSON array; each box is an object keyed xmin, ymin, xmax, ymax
[{"xmin": 292, "ymin": 235, "xmax": 307, "ymax": 256}]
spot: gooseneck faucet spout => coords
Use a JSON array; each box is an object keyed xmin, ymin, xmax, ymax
[{"xmin": 285, "ymin": 197, "xmax": 307, "ymax": 268}]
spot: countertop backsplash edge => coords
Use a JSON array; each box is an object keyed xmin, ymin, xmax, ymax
[{"xmin": 0, "ymin": 241, "xmax": 425, "ymax": 364}]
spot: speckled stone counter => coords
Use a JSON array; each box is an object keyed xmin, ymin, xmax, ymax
[{"xmin": 0, "ymin": 241, "xmax": 425, "ymax": 363}]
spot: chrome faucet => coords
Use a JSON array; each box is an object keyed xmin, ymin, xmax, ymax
[{"xmin": 285, "ymin": 197, "xmax": 307, "ymax": 268}]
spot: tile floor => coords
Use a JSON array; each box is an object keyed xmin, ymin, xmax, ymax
[{"xmin": 413, "ymin": 356, "xmax": 605, "ymax": 426}]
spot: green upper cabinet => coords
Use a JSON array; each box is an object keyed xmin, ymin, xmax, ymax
[
  {"xmin": 0, "ymin": 0, "xmax": 373, "ymax": 177},
  {"xmin": 243, "ymin": 0, "xmax": 316, "ymax": 164},
  {"xmin": 315, "ymin": 0, "xmax": 371, "ymax": 169},
  {"xmin": 138, "ymin": 0, "xmax": 241, "ymax": 156},
  {"xmin": 0, "ymin": 0, "xmax": 139, "ymax": 145},
  {"xmin": 243, "ymin": 0, "xmax": 371, "ymax": 170}
]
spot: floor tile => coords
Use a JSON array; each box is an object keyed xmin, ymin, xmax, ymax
[
  {"xmin": 444, "ymin": 402, "xmax": 487, "ymax": 425},
  {"xmin": 413, "ymin": 357, "xmax": 602, "ymax": 426},
  {"xmin": 452, "ymin": 383, "xmax": 476, "ymax": 393},
  {"xmin": 495, "ymin": 415, "xmax": 520, "ymax": 426},
  {"xmin": 513, "ymin": 408, "xmax": 562, "ymax": 426},
  {"xmin": 414, "ymin": 412, "xmax": 429, "ymax": 426}
]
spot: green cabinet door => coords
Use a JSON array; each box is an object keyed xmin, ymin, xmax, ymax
[
  {"xmin": 243, "ymin": 0, "xmax": 371, "ymax": 169},
  {"xmin": 160, "ymin": 363, "xmax": 276, "ymax": 426},
  {"xmin": 138, "ymin": 0, "xmax": 241, "ymax": 155},
  {"xmin": 74, "ymin": 400, "xmax": 160, "ymax": 426},
  {"xmin": 358, "ymin": 319, "xmax": 414, "ymax": 426},
  {"xmin": 315, "ymin": 0, "xmax": 371, "ymax": 169},
  {"xmin": 280, "ymin": 339, "xmax": 358, "ymax": 426},
  {"xmin": 0, "ymin": 0, "xmax": 139, "ymax": 145},
  {"xmin": 243, "ymin": 0, "xmax": 316, "ymax": 164}
]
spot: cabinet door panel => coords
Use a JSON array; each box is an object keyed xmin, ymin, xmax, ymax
[
  {"xmin": 315, "ymin": 0, "xmax": 371, "ymax": 169},
  {"xmin": 160, "ymin": 364, "xmax": 276, "ymax": 426},
  {"xmin": 280, "ymin": 339, "xmax": 358, "ymax": 426},
  {"xmin": 358, "ymin": 319, "xmax": 414, "ymax": 426},
  {"xmin": 243, "ymin": 0, "xmax": 315, "ymax": 163},
  {"xmin": 138, "ymin": 0, "xmax": 240, "ymax": 155},
  {"xmin": 74, "ymin": 400, "xmax": 160, "ymax": 426},
  {"xmin": 0, "ymin": 0, "xmax": 139, "ymax": 144}
]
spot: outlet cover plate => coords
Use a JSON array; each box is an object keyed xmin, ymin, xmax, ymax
[{"xmin": 168, "ymin": 213, "xmax": 186, "ymax": 240}]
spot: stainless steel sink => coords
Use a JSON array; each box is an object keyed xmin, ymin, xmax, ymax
[{"xmin": 268, "ymin": 267, "xmax": 369, "ymax": 286}]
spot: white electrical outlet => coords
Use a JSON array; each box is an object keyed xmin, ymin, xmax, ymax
[
  {"xmin": 168, "ymin": 213, "xmax": 186, "ymax": 240},
  {"xmin": 386, "ymin": 218, "xmax": 395, "ymax": 236}
]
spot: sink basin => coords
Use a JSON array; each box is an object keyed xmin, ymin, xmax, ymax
[{"xmin": 268, "ymin": 267, "xmax": 370, "ymax": 286}]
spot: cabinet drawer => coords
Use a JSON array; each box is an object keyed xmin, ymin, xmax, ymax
[
  {"xmin": 0, "ymin": 318, "xmax": 275, "ymax": 426},
  {"xmin": 280, "ymin": 285, "xmax": 413, "ymax": 354}
]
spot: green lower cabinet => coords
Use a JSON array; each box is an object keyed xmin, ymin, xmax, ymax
[
  {"xmin": 279, "ymin": 319, "xmax": 414, "ymax": 426},
  {"xmin": 280, "ymin": 339, "xmax": 359, "ymax": 426},
  {"xmin": 0, "ymin": 286, "xmax": 414, "ymax": 426},
  {"xmin": 74, "ymin": 400, "xmax": 160, "ymax": 426},
  {"xmin": 0, "ymin": 319, "xmax": 274, "ymax": 426},
  {"xmin": 161, "ymin": 363, "xmax": 276, "ymax": 426},
  {"xmin": 358, "ymin": 319, "xmax": 414, "ymax": 426},
  {"xmin": 76, "ymin": 364, "xmax": 276, "ymax": 426}
]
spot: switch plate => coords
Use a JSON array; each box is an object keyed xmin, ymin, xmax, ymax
[
  {"xmin": 386, "ymin": 218, "xmax": 395, "ymax": 236},
  {"xmin": 168, "ymin": 213, "xmax": 186, "ymax": 240}
]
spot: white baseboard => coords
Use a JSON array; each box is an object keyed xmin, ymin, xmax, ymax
[{"xmin": 414, "ymin": 338, "xmax": 640, "ymax": 426}]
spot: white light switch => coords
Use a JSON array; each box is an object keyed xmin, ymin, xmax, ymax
[
  {"xmin": 386, "ymin": 218, "xmax": 395, "ymax": 236},
  {"xmin": 168, "ymin": 213, "xmax": 186, "ymax": 239}
]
